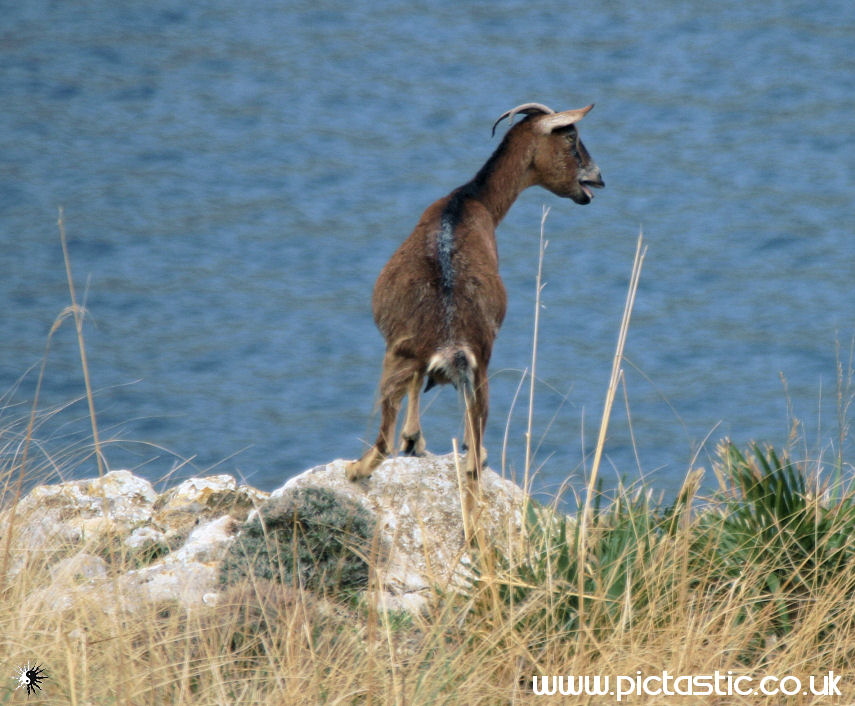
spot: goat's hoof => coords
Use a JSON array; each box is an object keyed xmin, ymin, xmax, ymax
[
  {"xmin": 346, "ymin": 447, "xmax": 386, "ymax": 480},
  {"xmin": 460, "ymin": 444, "xmax": 488, "ymax": 464},
  {"xmin": 345, "ymin": 459, "xmax": 370, "ymax": 481},
  {"xmin": 400, "ymin": 431, "xmax": 427, "ymax": 457}
]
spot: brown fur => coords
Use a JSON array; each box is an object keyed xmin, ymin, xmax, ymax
[{"xmin": 345, "ymin": 103, "xmax": 604, "ymax": 539}]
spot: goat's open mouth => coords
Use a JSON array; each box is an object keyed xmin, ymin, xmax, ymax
[{"xmin": 579, "ymin": 180, "xmax": 604, "ymax": 200}]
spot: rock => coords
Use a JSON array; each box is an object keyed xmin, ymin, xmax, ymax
[
  {"xmin": 23, "ymin": 553, "xmax": 113, "ymax": 614},
  {"xmin": 274, "ymin": 453, "xmax": 528, "ymax": 610},
  {"xmin": 5, "ymin": 457, "xmax": 530, "ymax": 616},
  {"xmin": 49, "ymin": 553, "xmax": 108, "ymax": 584},
  {"xmin": 1, "ymin": 470, "xmax": 159, "ymax": 582},
  {"xmin": 103, "ymin": 515, "xmax": 237, "ymax": 610},
  {"xmin": 125, "ymin": 525, "xmax": 168, "ymax": 551},
  {"xmin": 3, "ymin": 471, "xmax": 254, "ymax": 613},
  {"xmin": 152, "ymin": 474, "xmax": 268, "ymax": 536},
  {"xmin": 163, "ymin": 514, "xmax": 237, "ymax": 564},
  {"xmin": 6, "ymin": 470, "xmax": 157, "ymax": 552},
  {"xmin": 120, "ymin": 557, "xmax": 221, "ymax": 608}
]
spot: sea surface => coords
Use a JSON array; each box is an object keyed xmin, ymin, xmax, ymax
[{"xmin": 2, "ymin": 0, "xmax": 853, "ymax": 502}]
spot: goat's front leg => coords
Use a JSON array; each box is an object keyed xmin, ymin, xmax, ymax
[
  {"xmin": 346, "ymin": 353, "xmax": 413, "ymax": 481},
  {"xmin": 399, "ymin": 371, "xmax": 427, "ymax": 456},
  {"xmin": 346, "ymin": 394, "xmax": 400, "ymax": 481}
]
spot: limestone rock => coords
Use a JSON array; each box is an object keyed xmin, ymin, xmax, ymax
[
  {"xmin": 49, "ymin": 553, "xmax": 109, "ymax": 584},
  {"xmin": 5, "ymin": 471, "xmax": 255, "ymax": 612},
  {"xmin": 6, "ymin": 470, "xmax": 157, "ymax": 551},
  {"xmin": 125, "ymin": 525, "xmax": 168, "ymax": 551},
  {"xmin": 6, "ymin": 457, "xmax": 530, "ymax": 616},
  {"xmin": 119, "ymin": 558, "xmax": 220, "ymax": 608},
  {"xmin": 163, "ymin": 514, "xmax": 238, "ymax": 565},
  {"xmin": 273, "ymin": 453, "xmax": 528, "ymax": 610},
  {"xmin": 152, "ymin": 474, "xmax": 268, "ymax": 536}
]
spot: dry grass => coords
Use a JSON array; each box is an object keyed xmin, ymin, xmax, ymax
[{"xmin": 2, "ymin": 462, "xmax": 855, "ymax": 705}]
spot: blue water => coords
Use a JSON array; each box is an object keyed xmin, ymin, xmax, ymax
[{"xmin": 2, "ymin": 0, "xmax": 853, "ymax": 500}]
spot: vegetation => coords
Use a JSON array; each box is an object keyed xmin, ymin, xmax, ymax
[
  {"xmin": 493, "ymin": 441, "xmax": 855, "ymax": 678},
  {"xmin": 3, "ymin": 434, "xmax": 855, "ymax": 703},
  {"xmin": 1, "ymin": 220, "xmax": 852, "ymax": 703},
  {"xmin": 219, "ymin": 486, "xmax": 376, "ymax": 594}
]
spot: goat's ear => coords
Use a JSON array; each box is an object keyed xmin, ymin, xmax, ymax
[{"xmin": 536, "ymin": 104, "xmax": 594, "ymax": 134}]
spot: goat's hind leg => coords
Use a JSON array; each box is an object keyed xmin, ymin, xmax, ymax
[
  {"xmin": 399, "ymin": 371, "xmax": 427, "ymax": 456},
  {"xmin": 462, "ymin": 372, "xmax": 488, "ymax": 480},
  {"xmin": 346, "ymin": 351, "xmax": 415, "ymax": 481},
  {"xmin": 461, "ymin": 370, "xmax": 488, "ymax": 543}
]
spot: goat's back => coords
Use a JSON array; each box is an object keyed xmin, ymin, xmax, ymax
[{"xmin": 372, "ymin": 195, "xmax": 507, "ymax": 367}]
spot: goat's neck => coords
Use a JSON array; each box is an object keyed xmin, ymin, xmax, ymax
[{"xmin": 465, "ymin": 139, "xmax": 536, "ymax": 227}]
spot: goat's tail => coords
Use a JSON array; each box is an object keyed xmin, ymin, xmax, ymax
[{"xmin": 425, "ymin": 346, "xmax": 477, "ymax": 396}]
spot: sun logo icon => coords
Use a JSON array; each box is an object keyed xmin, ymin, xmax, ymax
[{"xmin": 14, "ymin": 663, "xmax": 48, "ymax": 697}]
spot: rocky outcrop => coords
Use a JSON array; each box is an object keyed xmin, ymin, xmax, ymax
[
  {"xmin": 2, "ymin": 455, "xmax": 529, "ymax": 615},
  {"xmin": 278, "ymin": 456, "xmax": 528, "ymax": 610},
  {"xmin": 5, "ymin": 471, "xmax": 268, "ymax": 614}
]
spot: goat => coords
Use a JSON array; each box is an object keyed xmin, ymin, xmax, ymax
[{"xmin": 345, "ymin": 102, "xmax": 604, "ymax": 534}]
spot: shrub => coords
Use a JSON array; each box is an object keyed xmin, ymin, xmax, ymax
[
  {"xmin": 695, "ymin": 441, "xmax": 855, "ymax": 638},
  {"xmin": 495, "ymin": 485, "xmax": 683, "ymax": 638},
  {"xmin": 220, "ymin": 487, "xmax": 376, "ymax": 595}
]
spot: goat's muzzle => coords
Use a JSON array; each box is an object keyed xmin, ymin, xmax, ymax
[
  {"xmin": 580, "ymin": 176, "xmax": 605, "ymax": 202},
  {"xmin": 578, "ymin": 163, "xmax": 605, "ymax": 202}
]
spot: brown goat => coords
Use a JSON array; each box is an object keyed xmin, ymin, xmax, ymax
[{"xmin": 346, "ymin": 102, "xmax": 603, "ymax": 533}]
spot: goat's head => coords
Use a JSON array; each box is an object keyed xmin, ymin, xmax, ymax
[{"xmin": 493, "ymin": 102, "xmax": 605, "ymax": 205}]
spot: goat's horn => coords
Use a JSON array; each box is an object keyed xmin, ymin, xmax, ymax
[
  {"xmin": 534, "ymin": 104, "xmax": 595, "ymax": 134},
  {"xmin": 491, "ymin": 102, "xmax": 555, "ymax": 137}
]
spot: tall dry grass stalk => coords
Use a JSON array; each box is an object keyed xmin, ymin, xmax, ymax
[
  {"xmin": 522, "ymin": 206, "xmax": 551, "ymax": 495},
  {"xmin": 58, "ymin": 207, "xmax": 105, "ymax": 479},
  {"xmin": 576, "ymin": 230, "xmax": 645, "ymax": 627},
  {"xmin": 2, "ymin": 211, "xmax": 108, "ymax": 583}
]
